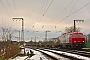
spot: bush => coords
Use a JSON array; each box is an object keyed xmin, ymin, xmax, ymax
[
  {"xmin": 0, "ymin": 56, "xmax": 7, "ymax": 60},
  {"xmin": 0, "ymin": 44, "xmax": 21, "ymax": 59}
]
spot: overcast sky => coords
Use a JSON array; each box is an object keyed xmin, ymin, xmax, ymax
[{"xmin": 0, "ymin": 0, "xmax": 90, "ymax": 41}]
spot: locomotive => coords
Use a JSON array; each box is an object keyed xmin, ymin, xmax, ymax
[{"xmin": 58, "ymin": 32, "xmax": 86, "ymax": 49}]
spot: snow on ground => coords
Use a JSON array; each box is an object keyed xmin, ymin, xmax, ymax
[
  {"xmin": 9, "ymin": 48, "xmax": 90, "ymax": 60},
  {"xmin": 9, "ymin": 56, "xmax": 28, "ymax": 60},
  {"xmin": 27, "ymin": 54, "xmax": 49, "ymax": 60},
  {"xmin": 47, "ymin": 49, "xmax": 90, "ymax": 60},
  {"xmin": 9, "ymin": 48, "xmax": 28, "ymax": 60},
  {"xmin": 26, "ymin": 48, "xmax": 49, "ymax": 60},
  {"xmin": 37, "ymin": 49, "xmax": 70, "ymax": 60},
  {"xmin": 9, "ymin": 48, "xmax": 49, "ymax": 60}
]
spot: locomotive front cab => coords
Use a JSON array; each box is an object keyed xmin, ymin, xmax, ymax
[
  {"xmin": 72, "ymin": 32, "xmax": 85, "ymax": 43},
  {"xmin": 69, "ymin": 32, "xmax": 86, "ymax": 49}
]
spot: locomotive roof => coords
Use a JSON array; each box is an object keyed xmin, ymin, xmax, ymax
[
  {"xmin": 59, "ymin": 32, "xmax": 83, "ymax": 37},
  {"xmin": 71, "ymin": 32, "xmax": 82, "ymax": 34}
]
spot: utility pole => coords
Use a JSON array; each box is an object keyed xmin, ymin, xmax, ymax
[
  {"xmin": 74, "ymin": 20, "xmax": 84, "ymax": 32},
  {"xmin": 45, "ymin": 30, "xmax": 51, "ymax": 42},
  {"xmin": 18, "ymin": 30, "xmax": 20, "ymax": 42},
  {"xmin": 15, "ymin": 30, "xmax": 20, "ymax": 42},
  {"xmin": 12, "ymin": 18, "xmax": 24, "ymax": 44},
  {"xmin": 45, "ymin": 31, "xmax": 47, "ymax": 41},
  {"xmin": 74, "ymin": 20, "xmax": 76, "ymax": 32},
  {"xmin": 35, "ymin": 36, "xmax": 36, "ymax": 46},
  {"xmin": 34, "ymin": 31, "xmax": 39, "ymax": 46},
  {"xmin": 45, "ymin": 30, "xmax": 51, "ymax": 47}
]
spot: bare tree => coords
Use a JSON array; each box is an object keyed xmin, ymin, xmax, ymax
[
  {"xmin": 0, "ymin": 26, "xmax": 14, "ymax": 41},
  {"xmin": 65, "ymin": 26, "xmax": 81, "ymax": 33}
]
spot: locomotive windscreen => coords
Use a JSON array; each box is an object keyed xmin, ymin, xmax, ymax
[{"xmin": 74, "ymin": 33, "xmax": 83, "ymax": 37}]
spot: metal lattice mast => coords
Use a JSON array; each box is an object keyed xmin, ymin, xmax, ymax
[
  {"xmin": 12, "ymin": 18, "xmax": 24, "ymax": 42},
  {"xmin": 22, "ymin": 18, "xmax": 24, "ymax": 42}
]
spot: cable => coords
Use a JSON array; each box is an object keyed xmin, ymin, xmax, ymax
[
  {"xmin": 48, "ymin": 1, "xmax": 90, "ymax": 30},
  {"xmin": 13, "ymin": 0, "xmax": 18, "ymax": 16},
  {"xmin": 38, "ymin": 0, "xmax": 53, "ymax": 24},
  {"xmin": 65, "ymin": 10, "xmax": 90, "ymax": 26},
  {"xmin": 66, "ymin": 7, "xmax": 90, "ymax": 24},
  {"xmin": 25, "ymin": 0, "xmax": 47, "ymax": 29},
  {"xmin": 68, "ymin": 0, "xmax": 78, "ymax": 15},
  {"xmin": 37, "ymin": 0, "xmax": 46, "ymax": 20},
  {"xmin": 64, "ymin": 0, "xmax": 78, "ymax": 25},
  {"xmin": 44, "ymin": 0, "xmax": 48, "ymax": 12},
  {"xmin": 34, "ymin": 0, "xmax": 53, "ymax": 30},
  {"xmin": 0, "ymin": 0, "xmax": 11, "ymax": 17},
  {"xmin": 32, "ymin": 0, "xmax": 47, "ymax": 29},
  {"xmin": 40, "ymin": 0, "xmax": 48, "ymax": 29},
  {"xmin": 58, "ymin": 1, "xmax": 90, "ymax": 25},
  {"xmin": 32, "ymin": 0, "xmax": 46, "ymax": 27},
  {"xmin": 43, "ymin": 0, "xmax": 53, "ymax": 16},
  {"xmin": 66, "ymin": 2, "xmax": 90, "ymax": 24},
  {"xmin": 52, "ymin": 0, "xmax": 74, "ymax": 21},
  {"xmin": 7, "ymin": 0, "xmax": 14, "ymax": 16},
  {"xmin": 67, "ymin": 1, "xmax": 90, "ymax": 20},
  {"xmin": 46, "ymin": 0, "xmax": 74, "ymax": 27}
]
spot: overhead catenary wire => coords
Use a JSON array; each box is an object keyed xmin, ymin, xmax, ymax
[
  {"xmin": 36, "ymin": 0, "xmax": 46, "ymax": 20},
  {"xmin": 7, "ymin": 0, "xmax": 14, "ymax": 16},
  {"xmin": 34, "ymin": 0, "xmax": 53, "ymax": 30},
  {"xmin": 43, "ymin": 0, "xmax": 53, "ymax": 16},
  {"xmin": 65, "ymin": 0, "xmax": 78, "ymax": 25},
  {"xmin": 56, "ymin": 2, "xmax": 90, "ymax": 25},
  {"xmin": 65, "ymin": 12, "xmax": 90, "ymax": 28},
  {"xmin": 44, "ymin": 0, "xmax": 48, "ymax": 13},
  {"xmin": 32, "ymin": 0, "xmax": 47, "ymax": 29},
  {"xmin": 24, "ymin": 0, "xmax": 46, "ymax": 29},
  {"xmin": 63, "ymin": 1, "xmax": 90, "ymax": 23},
  {"xmin": 66, "ymin": 12, "xmax": 90, "ymax": 24},
  {"xmin": 65, "ymin": 9, "xmax": 90, "ymax": 26},
  {"xmin": 46, "ymin": 0, "xmax": 74, "ymax": 28},
  {"xmin": 0, "ymin": 0, "xmax": 11, "ymax": 17},
  {"xmin": 52, "ymin": 0, "xmax": 74, "ymax": 21},
  {"xmin": 13, "ymin": 0, "xmax": 18, "ymax": 16},
  {"xmin": 38, "ymin": 0, "xmax": 53, "ymax": 24},
  {"xmin": 68, "ymin": 0, "xmax": 78, "ymax": 16},
  {"xmin": 48, "ymin": 1, "xmax": 90, "ymax": 30}
]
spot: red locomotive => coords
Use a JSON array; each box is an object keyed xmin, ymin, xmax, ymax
[{"xmin": 58, "ymin": 32, "xmax": 85, "ymax": 49}]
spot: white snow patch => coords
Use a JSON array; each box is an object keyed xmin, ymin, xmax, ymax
[
  {"xmin": 11, "ymin": 48, "xmax": 49, "ymax": 60},
  {"xmin": 9, "ymin": 56, "xmax": 28, "ymax": 60},
  {"xmin": 38, "ymin": 49, "xmax": 69, "ymax": 60},
  {"xmin": 29, "ymin": 49, "xmax": 49, "ymax": 60},
  {"xmin": 48, "ymin": 49, "xmax": 90, "ymax": 60}
]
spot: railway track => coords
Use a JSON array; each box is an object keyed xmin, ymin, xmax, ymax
[
  {"xmin": 25, "ymin": 46, "xmax": 90, "ymax": 60},
  {"xmin": 50, "ymin": 48, "xmax": 90, "ymax": 57},
  {"xmin": 32, "ymin": 48, "xmax": 85, "ymax": 60},
  {"xmin": 31, "ymin": 47, "xmax": 90, "ymax": 60},
  {"xmin": 24, "ymin": 48, "xmax": 70, "ymax": 60},
  {"xmin": 66, "ymin": 50, "xmax": 90, "ymax": 57}
]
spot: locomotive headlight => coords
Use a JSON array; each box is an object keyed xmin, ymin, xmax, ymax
[
  {"xmin": 83, "ymin": 41, "xmax": 85, "ymax": 42},
  {"xmin": 74, "ymin": 41, "xmax": 76, "ymax": 42}
]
